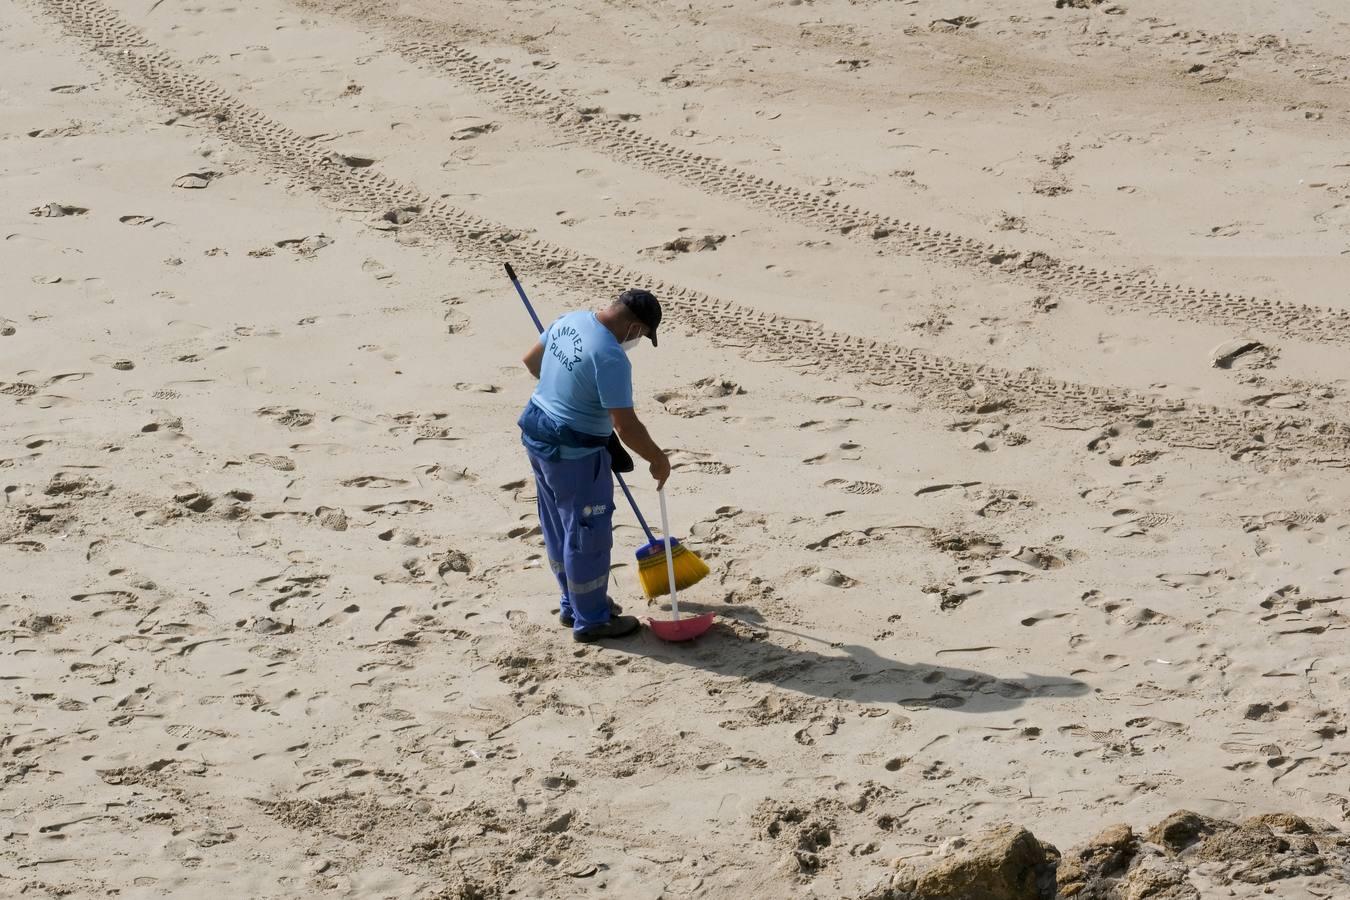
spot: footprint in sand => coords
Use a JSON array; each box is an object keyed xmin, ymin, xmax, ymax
[
  {"xmin": 27, "ymin": 123, "xmax": 85, "ymax": 138},
  {"xmin": 30, "ymin": 202, "xmax": 88, "ymax": 218},
  {"xmin": 814, "ymin": 395, "xmax": 864, "ymax": 408},
  {"xmin": 435, "ymin": 549, "xmax": 473, "ymax": 581},
  {"xmin": 975, "ymin": 488, "xmax": 1034, "ymax": 518},
  {"xmin": 1, "ymin": 382, "xmax": 39, "ymax": 398},
  {"xmin": 91, "ymin": 355, "xmax": 135, "ymax": 371},
  {"xmin": 798, "ymin": 418, "xmax": 857, "ymax": 433},
  {"xmin": 1244, "ymin": 390, "xmax": 1307, "ymax": 410},
  {"xmin": 641, "ymin": 234, "xmax": 728, "ymax": 261},
  {"xmin": 318, "ymin": 604, "xmax": 361, "ymax": 627},
  {"xmin": 76, "ymin": 277, "xmax": 116, "ymax": 305},
  {"xmin": 257, "ymin": 407, "xmax": 315, "ymax": 429},
  {"xmin": 1239, "ymin": 510, "xmax": 1330, "ymax": 535},
  {"xmin": 139, "ymin": 413, "xmax": 188, "ymax": 441},
  {"xmin": 443, "ymin": 302, "xmax": 471, "ymax": 335},
  {"xmin": 1156, "ymin": 571, "xmax": 1229, "ymax": 589},
  {"xmin": 236, "ymin": 520, "xmax": 270, "ymax": 546},
  {"xmin": 673, "ymin": 460, "xmax": 732, "ymax": 475},
  {"xmin": 124, "ymin": 215, "xmax": 175, "ymax": 233},
  {"xmin": 1080, "ymin": 590, "xmax": 1171, "ymax": 631},
  {"xmin": 666, "ymin": 447, "xmax": 729, "ymax": 474},
  {"xmin": 803, "ymin": 443, "xmax": 864, "ymax": 465},
  {"xmin": 1079, "ymin": 589, "xmax": 1128, "ymax": 617},
  {"xmin": 1210, "ymin": 338, "xmax": 1276, "ymax": 370},
  {"xmin": 415, "ymin": 463, "xmax": 477, "ymax": 486},
  {"xmin": 361, "ymin": 259, "xmax": 395, "ymax": 283},
  {"xmin": 275, "ymin": 235, "xmax": 333, "ymax": 257},
  {"xmin": 290, "ymin": 442, "xmax": 349, "ymax": 457},
  {"xmin": 340, "ymin": 475, "xmax": 409, "ymax": 489},
  {"xmin": 914, "ymin": 481, "xmax": 982, "ymax": 497},
  {"xmin": 962, "ymin": 569, "xmax": 1035, "ymax": 585},
  {"xmin": 362, "ymin": 500, "xmax": 432, "ymax": 516},
  {"xmin": 655, "ymin": 377, "xmax": 745, "ymax": 418},
  {"xmin": 449, "ymin": 121, "xmax": 500, "ymax": 141},
  {"xmin": 824, "ymin": 478, "xmax": 881, "ymax": 495},
  {"xmin": 499, "ymin": 479, "xmax": 537, "ymax": 504},
  {"xmin": 384, "ymin": 412, "xmax": 454, "ymax": 442},
  {"xmin": 1009, "ymin": 546, "xmax": 1067, "ymax": 569},
  {"xmin": 1020, "ymin": 610, "xmax": 1072, "ymax": 627},
  {"xmin": 70, "ymin": 590, "xmax": 138, "ymax": 607},
  {"xmin": 378, "ymin": 528, "xmax": 425, "ymax": 546},
  {"xmin": 173, "ymin": 171, "xmax": 221, "ymax": 189},
  {"xmin": 1096, "ymin": 508, "xmax": 1173, "ymax": 538},
  {"xmin": 805, "ymin": 567, "xmax": 856, "ymax": 588},
  {"xmin": 314, "ymin": 506, "xmax": 348, "ymax": 531}
]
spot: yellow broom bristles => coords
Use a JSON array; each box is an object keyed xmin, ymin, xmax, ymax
[{"xmin": 637, "ymin": 543, "xmax": 710, "ymax": 599}]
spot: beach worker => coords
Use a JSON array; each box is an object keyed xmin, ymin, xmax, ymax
[{"xmin": 519, "ymin": 289, "xmax": 670, "ymax": 642}]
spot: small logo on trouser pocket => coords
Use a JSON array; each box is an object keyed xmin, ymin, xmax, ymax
[{"xmin": 582, "ymin": 504, "xmax": 609, "ymax": 517}]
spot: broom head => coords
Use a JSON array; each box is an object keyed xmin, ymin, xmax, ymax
[{"xmin": 635, "ymin": 536, "xmax": 710, "ymax": 599}]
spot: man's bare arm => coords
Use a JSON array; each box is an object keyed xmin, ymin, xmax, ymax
[
  {"xmin": 523, "ymin": 342, "xmax": 544, "ymax": 379},
  {"xmin": 610, "ymin": 407, "xmax": 671, "ymax": 489}
]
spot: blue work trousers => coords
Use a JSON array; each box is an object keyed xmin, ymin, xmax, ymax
[{"xmin": 527, "ymin": 448, "xmax": 615, "ymax": 631}]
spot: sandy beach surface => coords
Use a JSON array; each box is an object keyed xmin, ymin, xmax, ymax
[{"xmin": 3, "ymin": 0, "xmax": 1350, "ymax": 896}]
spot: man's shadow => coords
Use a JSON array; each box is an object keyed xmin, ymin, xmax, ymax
[{"xmin": 615, "ymin": 602, "xmax": 1089, "ymax": 714}]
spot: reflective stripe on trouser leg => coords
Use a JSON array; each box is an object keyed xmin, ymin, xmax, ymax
[
  {"xmin": 528, "ymin": 452, "xmax": 571, "ymax": 614},
  {"xmin": 566, "ymin": 572, "xmax": 609, "ymax": 595},
  {"xmin": 530, "ymin": 448, "xmax": 614, "ymax": 632}
]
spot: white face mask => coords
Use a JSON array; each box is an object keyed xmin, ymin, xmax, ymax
[{"xmin": 620, "ymin": 326, "xmax": 643, "ymax": 353}]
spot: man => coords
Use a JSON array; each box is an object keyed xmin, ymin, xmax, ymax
[{"xmin": 519, "ymin": 289, "xmax": 671, "ymax": 642}]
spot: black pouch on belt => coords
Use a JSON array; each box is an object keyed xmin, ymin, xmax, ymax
[{"xmin": 607, "ymin": 433, "xmax": 635, "ymax": 474}]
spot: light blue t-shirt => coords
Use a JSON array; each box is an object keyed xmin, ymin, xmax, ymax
[{"xmin": 531, "ymin": 311, "xmax": 633, "ymax": 459}]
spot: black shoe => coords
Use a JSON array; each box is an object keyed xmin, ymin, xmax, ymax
[
  {"xmin": 559, "ymin": 600, "xmax": 622, "ymax": 628},
  {"xmin": 573, "ymin": 614, "xmax": 641, "ymax": 643}
]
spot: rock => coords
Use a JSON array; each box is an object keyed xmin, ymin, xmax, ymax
[
  {"xmin": 1116, "ymin": 855, "xmax": 1198, "ymax": 899},
  {"xmin": 1145, "ymin": 810, "xmax": 1232, "ymax": 855},
  {"xmin": 890, "ymin": 824, "xmax": 1060, "ymax": 900},
  {"xmin": 871, "ymin": 811, "xmax": 1350, "ymax": 900},
  {"xmin": 1054, "ymin": 826, "xmax": 1197, "ymax": 899},
  {"xmin": 1245, "ymin": 812, "xmax": 1313, "ymax": 834},
  {"xmin": 1057, "ymin": 824, "xmax": 1140, "ymax": 897},
  {"xmin": 1194, "ymin": 820, "xmax": 1325, "ymax": 884}
]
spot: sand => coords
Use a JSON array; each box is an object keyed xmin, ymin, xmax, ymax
[{"xmin": 2, "ymin": 0, "xmax": 1349, "ymax": 896}]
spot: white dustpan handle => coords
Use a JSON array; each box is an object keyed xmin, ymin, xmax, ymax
[{"xmin": 657, "ymin": 486, "xmax": 680, "ymax": 621}]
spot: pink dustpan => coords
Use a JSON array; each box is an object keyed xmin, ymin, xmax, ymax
[
  {"xmin": 648, "ymin": 610, "xmax": 715, "ymax": 642},
  {"xmin": 646, "ymin": 487, "xmax": 715, "ymax": 642}
]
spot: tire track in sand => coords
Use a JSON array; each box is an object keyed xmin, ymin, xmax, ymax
[
  {"xmin": 293, "ymin": 0, "xmax": 1350, "ymax": 347},
  {"xmin": 25, "ymin": 0, "xmax": 1350, "ymax": 467}
]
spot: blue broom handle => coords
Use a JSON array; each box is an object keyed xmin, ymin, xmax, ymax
[
  {"xmin": 614, "ymin": 472, "xmax": 655, "ymax": 540},
  {"xmin": 505, "ymin": 262, "xmax": 545, "ymax": 333},
  {"xmin": 505, "ymin": 263, "xmax": 658, "ymax": 543}
]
